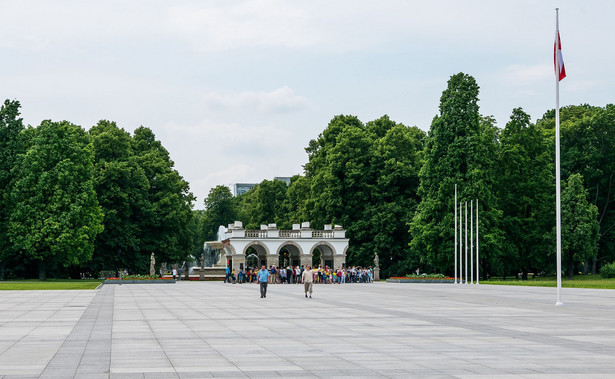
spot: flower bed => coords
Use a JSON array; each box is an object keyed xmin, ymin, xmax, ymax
[
  {"xmin": 387, "ymin": 274, "xmax": 456, "ymax": 283},
  {"xmin": 386, "ymin": 278, "xmax": 455, "ymax": 283},
  {"xmin": 104, "ymin": 275, "xmax": 175, "ymax": 284}
]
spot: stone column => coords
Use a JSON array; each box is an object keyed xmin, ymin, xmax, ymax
[
  {"xmin": 232, "ymin": 254, "xmax": 245, "ymax": 272},
  {"xmin": 266, "ymin": 254, "xmax": 278, "ymax": 268},
  {"xmin": 333, "ymin": 255, "xmax": 346, "ymax": 270},
  {"xmin": 300, "ymin": 254, "xmax": 312, "ymax": 268}
]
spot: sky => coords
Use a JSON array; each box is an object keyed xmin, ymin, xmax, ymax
[{"xmin": 2, "ymin": 0, "xmax": 614, "ymax": 209}]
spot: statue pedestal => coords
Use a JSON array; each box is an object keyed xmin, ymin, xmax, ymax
[{"xmin": 374, "ymin": 267, "xmax": 380, "ymax": 281}]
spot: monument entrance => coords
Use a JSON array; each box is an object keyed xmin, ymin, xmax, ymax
[{"xmin": 218, "ymin": 221, "xmax": 349, "ymax": 271}]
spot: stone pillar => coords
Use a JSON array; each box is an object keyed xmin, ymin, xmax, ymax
[
  {"xmin": 300, "ymin": 254, "xmax": 312, "ymax": 268},
  {"xmin": 333, "ymin": 255, "xmax": 346, "ymax": 270},
  {"xmin": 266, "ymin": 254, "xmax": 278, "ymax": 268},
  {"xmin": 232, "ymin": 254, "xmax": 245, "ymax": 272},
  {"xmin": 373, "ymin": 267, "xmax": 380, "ymax": 281}
]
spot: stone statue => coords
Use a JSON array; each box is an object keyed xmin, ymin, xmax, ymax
[
  {"xmin": 373, "ymin": 253, "xmax": 380, "ymax": 281},
  {"xmin": 200, "ymin": 253, "xmax": 205, "ymax": 269},
  {"xmin": 149, "ymin": 253, "xmax": 155, "ymax": 276}
]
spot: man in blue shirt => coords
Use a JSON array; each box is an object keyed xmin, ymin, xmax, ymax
[
  {"xmin": 257, "ymin": 265, "xmax": 270, "ymax": 298},
  {"xmin": 224, "ymin": 266, "xmax": 231, "ymax": 283}
]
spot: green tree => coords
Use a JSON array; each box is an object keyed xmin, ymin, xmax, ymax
[
  {"xmin": 0, "ymin": 100, "xmax": 25, "ymax": 280},
  {"xmin": 237, "ymin": 179, "xmax": 289, "ymax": 229},
  {"xmin": 367, "ymin": 120, "xmax": 425, "ymax": 276},
  {"xmin": 88, "ymin": 120, "xmax": 149, "ymax": 273},
  {"xmin": 202, "ymin": 185, "xmax": 238, "ymax": 241},
  {"xmin": 283, "ymin": 175, "xmax": 312, "ymax": 225},
  {"xmin": 9, "ymin": 120, "xmax": 103, "ymax": 279},
  {"xmin": 498, "ymin": 108, "xmax": 554, "ymax": 279},
  {"xmin": 410, "ymin": 73, "xmax": 502, "ymax": 277},
  {"xmin": 132, "ymin": 127, "xmax": 195, "ymax": 271},
  {"xmin": 309, "ymin": 117, "xmax": 375, "ymax": 266},
  {"xmin": 537, "ymin": 104, "xmax": 615, "ymax": 273},
  {"xmin": 189, "ymin": 209, "xmax": 207, "ymax": 258},
  {"xmin": 561, "ymin": 173, "xmax": 599, "ymax": 278}
]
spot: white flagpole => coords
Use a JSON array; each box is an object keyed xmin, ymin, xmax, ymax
[
  {"xmin": 459, "ymin": 202, "xmax": 463, "ymax": 284},
  {"xmin": 455, "ymin": 185, "xmax": 458, "ymax": 284},
  {"xmin": 476, "ymin": 199, "xmax": 479, "ymax": 285},
  {"xmin": 470, "ymin": 199, "xmax": 474, "ymax": 284},
  {"xmin": 555, "ymin": 8, "xmax": 564, "ymax": 306},
  {"xmin": 465, "ymin": 201, "xmax": 468, "ymax": 284}
]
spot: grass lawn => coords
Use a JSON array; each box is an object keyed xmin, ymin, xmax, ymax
[
  {"xmin": 0, "ymin": 279, "xmax": 103, "ymax": 290},
  {"xmin": 482, "ymin": 275, "xmax": 615, "ymax": 290}
]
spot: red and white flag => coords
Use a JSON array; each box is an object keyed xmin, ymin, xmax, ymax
[{"xmin": 554, "ymin": 31, "xmax": 566, "ymax": 81}]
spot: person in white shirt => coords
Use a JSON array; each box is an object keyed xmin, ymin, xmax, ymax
[{"xmin": 302, "ymin": 265, "xmax": 314, "ymax": 298}]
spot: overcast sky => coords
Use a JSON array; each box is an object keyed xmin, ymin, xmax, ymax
[{"xmin": 2, "ymin": 1, "xmax": 613, "ymax": 208}]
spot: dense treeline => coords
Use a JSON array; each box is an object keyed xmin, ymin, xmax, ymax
[
  {"xmin": 0, "ymin": 101, "xmax": 194, "ymax": 279},
  {"xmin": 197, "ymin": 73, "xmax": 614, "ymax": 279},
  {"xmin": 2, "ymin": 72, "xmax": 613, "ymax": 279}
]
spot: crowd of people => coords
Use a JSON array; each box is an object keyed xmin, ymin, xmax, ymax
[{"xmin": 224, "ymin": 265, "xmax": 374, "ymax": 284}]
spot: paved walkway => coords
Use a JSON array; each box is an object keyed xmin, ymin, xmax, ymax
[{"xmin": 1, "ymin": 281, "xmax": 615, "ymax": 378}]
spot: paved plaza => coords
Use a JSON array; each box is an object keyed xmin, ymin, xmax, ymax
[{"xmin": 1, "ymin": 281, "xmax": 615, "ymax": 378}]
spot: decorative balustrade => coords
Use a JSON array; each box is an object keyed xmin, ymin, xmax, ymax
[
  {"xmin": 279, "ymin": 230, "xmax": 301, "ymax": 238},
  {"xmin": 245, "ymin": 230, "xmax": 268, "ymax": 238},
  {"xmin": 312, "ymin": 230, "xmax": 334, "ymax": 238},
  {"xmin": 244, "ymin": 229, "xmax": 337, "ymax": 239}
]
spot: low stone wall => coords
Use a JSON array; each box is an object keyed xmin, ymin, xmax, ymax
[
  {"xmin": 386, "ymin": 279, "xmax": 455, "ymax": 284},
  {"xmin": 104, "ymin": 279, "xmax": 175, "ymax": 284}
]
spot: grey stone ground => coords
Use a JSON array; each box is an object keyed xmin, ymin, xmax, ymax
[{"xmin": 1, "ymin": 281, "xmax": 615, "ymax": 378}]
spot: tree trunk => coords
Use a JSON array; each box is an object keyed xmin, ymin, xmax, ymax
[
  {"xmin": 568, "ymin": 253, "xmax": 575, "ymax": 280},
  {"xmin": 0, "ymin": 262, "xmax": 4, "ymax": 281},
  {"xmin": 582, "ymin": 258, "xmax": 591, "ymax": 275},
  {"xmin": 38, "ymin": 260, "xmax": 47, "ymax": 281},
  {"xmin": 592, "ymin": 257, "xmax": 597, "ymax": 275}
]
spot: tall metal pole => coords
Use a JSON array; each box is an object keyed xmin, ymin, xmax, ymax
[
  {"xmin": 555, "ymin": 8, "xmax": 563, "ymax": 306},
  {"xmin": 476, "ymin": 199, "xmax": 479, "ymax": 285},
  {"xmin": 470, "ymin": 199, "xmax": 474, "ymax": 284},
  {"xmin": 454, "ymin": 185, "xmax": 458, "ymax": 284},
  {"xmin": 465, "ymin": 201, "xmax": 468, "ymax": 284},
  {"xmin": 459, "ymin": 202, "xmax": 463, "ymax": 284}
]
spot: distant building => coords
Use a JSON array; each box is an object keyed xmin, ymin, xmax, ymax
[
  {"xmin": 232, "ymin": 176, "xmax": 293, "ymax": 196},
  {"xmin": 233, "ymin": 183, "xmax": 256, "ymax": 196},
  {"xmin": 273, "ymin": 177, "xmax": 291, "ymax": 185}
]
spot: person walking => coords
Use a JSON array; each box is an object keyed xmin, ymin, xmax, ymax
[
  {"xmin": 302, "ymin": 265, "xmax": 314, "ymax": 298},
  {"xmin": 257, "ymin": 265, "xmax": 270, "ymax": 298},
  {"xmin": 224, "ymin": 265, "xmax": 231, "ymax": 283}
]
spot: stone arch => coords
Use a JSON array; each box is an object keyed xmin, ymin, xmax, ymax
[
  {"xmin": 277, "ymin": 241, "xmax": 303, "ymax": 267},
  {"xmin": 311, "ymin": 242, "xmax": 336, "ymax": 269},
  {"xmin": 244, "ymin": 241, "xmax": 270, "ymax": 268}
]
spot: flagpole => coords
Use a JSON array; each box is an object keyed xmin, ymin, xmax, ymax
[
  {"xmin": 470, "ymin": 199, "xmax": 474, "ymax": 284},
  {"xmin": 476, "ymin": 199, "xmax": 479, "ymax": 285},
  {"xmin": 455, "ymin": 185, "xmax": 458, "ymax": 284},
  {"xmin": 555, "ymin": 8, "xmax": 564, "ymax": 306},
  {"xmin": 465, "ymin": 200, "xmax": 468, "ymax": 285},
  {"xmin": 459, "ymin": 202, "xmax": 463, "ymax": 284}
]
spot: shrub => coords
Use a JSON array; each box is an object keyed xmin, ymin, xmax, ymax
[{"xmin": 600, "ymin": 262, "xmax": 615, "ymax": 278}]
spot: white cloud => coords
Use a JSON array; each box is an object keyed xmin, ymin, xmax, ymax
[
  {"xmin": 202, "ymin": 86, "xmax": 309, "ymax": 113},
  {"xmin": 165, "ymin": 0, "xmax": 324, "ymax": 51},
  {"xmin": 160, "ymin": 118, "xmax": 302, "ymax": 207},
  {"xmin": 0, "ymin": 1, "xmax": 164, "ymax": 49},
  {"xmin": 500, "ymin": 64, "xmax": 553, "ymax": 86}
]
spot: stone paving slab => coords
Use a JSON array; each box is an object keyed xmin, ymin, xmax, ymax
[{"xmin": 1, "ymin": 282, "xmax": 615, "ymax": 378}]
